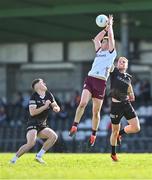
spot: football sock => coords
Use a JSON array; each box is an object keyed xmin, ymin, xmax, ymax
[
  {"xmin": 73, "ymin": 122, "xmax": 78, "ymax": 127},
  {"xmin": 119, "ymin": 129, "xmax": 126, "ymax": 135},
  {"xmin": 92, "ymin": 129, "xmax": 97, "ymax": 136},
  {"xmin": 37, "ymin": 149, "xmax": 46, "ymax": 158},
  {"xmin": 111, "ymin": 146, "xmax": 116, "ymax": 155}
]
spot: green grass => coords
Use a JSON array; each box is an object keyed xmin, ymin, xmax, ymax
[{"xmin": 0, "ymin": 153, "xmax": 152, "ymax": 179}]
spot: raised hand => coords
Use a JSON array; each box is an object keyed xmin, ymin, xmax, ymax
[{"xmin": 108, "ymin": 14, "xmax": 113, "ymax": 26}]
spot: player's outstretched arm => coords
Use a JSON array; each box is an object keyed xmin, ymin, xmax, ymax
[
  {"xmin": 93, "ymin": 26, "xmax": 109, "ymax": 52},
  {"xmin": 107, "ymin": 15, "xmax": 115, "ymax": 52}
]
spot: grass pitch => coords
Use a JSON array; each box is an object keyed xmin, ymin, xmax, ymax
[{"xmin": 0, "ymin": 153, "xmax": 152, "ymax": 179}]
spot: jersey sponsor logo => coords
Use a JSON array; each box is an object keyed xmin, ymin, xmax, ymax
[
  {"xmin": 117, "ymin": 76, "xmax": 130, "ymax": 85},
  {"xmin": 83, "ymin": 84, "xmax": 86, "ymax": 88},
  {"xmin": 37, "ymin": 100, "xmax": 41, "ymax": 103},
  {"xmin": 37, "ymin": 100, "xmax": 45, "ymax": 104},
  {"xmin": 96, "ymin": 54, "xmax": 106, "ymax": 57}
]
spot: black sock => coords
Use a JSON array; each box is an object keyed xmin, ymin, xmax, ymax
[
  {"xmin": 73, "ymin": 122, "xmax": 78, "ymax": 127},
  {"xmin": 92, "ymin": 129, "xmax": 97, "ymax": 136},
  {"xmin": 111, "ymin": 146, "xmax": 116, "ymax": 155},
  {"xmin": 119, "ymin": 129, "xmax": 126, "ymax": 135}
]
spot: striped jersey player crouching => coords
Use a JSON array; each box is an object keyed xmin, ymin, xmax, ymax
[{"xmin": 10, "ymin": 78, "xmax": 60, "ymax": 164}]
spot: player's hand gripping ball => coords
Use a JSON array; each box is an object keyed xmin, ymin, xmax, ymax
[{"xmin": 96, "ymin": 14, "xmax": 108, "ymax": 27}]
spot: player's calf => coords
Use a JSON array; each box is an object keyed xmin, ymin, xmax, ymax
[{"xmin": 117, "ymin": 135, "xmax": 122, "ymax": 146}]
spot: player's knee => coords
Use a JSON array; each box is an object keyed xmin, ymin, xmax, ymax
[
  {"xmin": 27, "ymin": 141, "xmax": 36, "ymax": 148},
  {"xmin": 79, "ymin": 101, "xmax": 87, "ymax": 109},
  {"xmin": 134, "ymin": 124, "xmax": 140, "ymax": 132},
  {"xmin": 53, "ymin": 133, "xmax": 58, "ymax": 142},
  {"xmin": 93, "ymin": 110, "xmax": 100, "ymax": 118},
  {"xmin": 112, "ymin": 129, "xmax": 119, "ymax": 137},
  {"xmin": 49, "ymin": 133, "xmax": 58, "ymax": 142}
]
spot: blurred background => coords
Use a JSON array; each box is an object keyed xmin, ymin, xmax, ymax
[{"xmin": 0, "ymin": 0, "xmax": 152, "ymax": 153}]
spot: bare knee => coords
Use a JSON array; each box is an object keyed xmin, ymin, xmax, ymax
[
  {"xmin": 93, "ymin": 109, "xmax": 100, "ymax": 118},
  {"xmin": 129, "ymin": 117, "xmax": 140, "ymax": 133},
  {"xmin": 27, "ymin": 141, "xmax": 36, "ymax": 149},
  {"xmin": 48, "ymin": 133, "xmax": 58, "ymax": 142},
  {"xmin": 53, "ymin": 133, "xmax": 58, "ymax": 142},
  {"xmin": 79, "ymin": 101, "xmax": 88, "ymax": 109},
  {"xmin": 134, "ymin": 124, "xmax": 140, "ymax": 133},
  {"xmin": 130, "ymin": 120, "xmax": 140, "ymax": 133},
  {"xmin": 112, "ymin": 129, "xmax": 119, "ymax": 138}
]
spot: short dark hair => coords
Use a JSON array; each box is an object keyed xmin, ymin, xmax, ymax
[{"xmin": 31, "ymin": 79, "xmax": 41, "ymax": 89}]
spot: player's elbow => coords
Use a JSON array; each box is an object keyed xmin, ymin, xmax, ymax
[
  {"xmin": 94, "ymin": 37, "xmax": 100, "ymax": 43},
  {"xmin": 109, "ymin": 43, "xmax": 115, "ymax": 51}
]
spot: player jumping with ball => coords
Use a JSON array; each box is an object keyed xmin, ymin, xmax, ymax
[{"xmin": 69, "ymin": 15, "xmax": 117, "ymax": 147}]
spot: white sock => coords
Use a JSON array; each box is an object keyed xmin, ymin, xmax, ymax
[
  {"xmin": 11, "ymin": 155, "xmax": 18, "ymax": 162},
  {"xmin": 36, "ymin": 149, "xmax": 46, "ymax": 158}
]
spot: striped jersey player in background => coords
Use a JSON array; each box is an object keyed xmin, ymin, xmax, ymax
[{"xmin": 109, "ymin": 57, "xmax": 140, "ymax": 161}]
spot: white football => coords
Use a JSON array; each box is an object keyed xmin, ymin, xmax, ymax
[{"xmin": 96, "ymin": 14, "xmax": 108, "ymax": 27}]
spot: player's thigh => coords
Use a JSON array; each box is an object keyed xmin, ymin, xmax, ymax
[
  {"xmin": 92, "ymin": 98, "xmax": 103, "ymax": 113},
  {"xmin": 38, "ymin": 127, "xmax": 57, "ymax": 139},
  {"xmin": 110, "ymin": 103, "xmax": 123, "ymax": 124},
  {"xmin": 80, "ymin": 89, "xmax": 91, "ymax": 106},
  {"xmin": 26, "ymin": 129, "xmax": 37, "ymax": 144},
  {"xmin": 124, "ymin": 102, "xmax": 137, "ymax": 121},
  {"xmin": 128, "ymin": 116, "xmax": 140, "ymax": 127}
]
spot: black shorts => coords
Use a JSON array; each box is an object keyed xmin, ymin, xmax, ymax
[
  {"xmin": 27, "ymin": 120, "xmax": 48, "ymax": 133},
  {"xmin": 110, "ymin": 101, "xmax": 137, "ymax": 124}
]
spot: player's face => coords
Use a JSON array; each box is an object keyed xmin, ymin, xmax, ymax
[
  {"xmin": 117, "ymin": 57, "xmax": 128, "ymax": 70},
  {"xmin": 101, "ymin": 39, "xmax": 109, "ymax": 50},
  {"xmin": 37, "ymin": 79, "xmax": 47, "ymax": 91}
]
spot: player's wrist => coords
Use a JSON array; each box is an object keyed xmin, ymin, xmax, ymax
[{"xmin": 103, "ymin": 29, "xmax": 107, "ymax": 33}]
